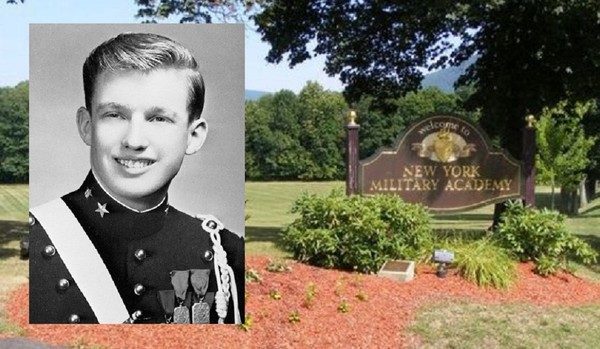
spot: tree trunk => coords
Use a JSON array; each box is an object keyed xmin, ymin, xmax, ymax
[
  {"xmin": 585, "ymin": 175, "xmax": 597, "ymax": 198},
  {"xmin": 559, "ymin": 187, "xmax": 579, "ymax": 215},
  {"xmin": 579, "ymin": 177, "xmax": 588, "ymax": 209},
  {"xmin": 491, "ymin": 201, "xmax": 509, "ymax": 230},
  {"xmin": 550, "ymin": 175, "xmax": 555, "ymax": 210}
]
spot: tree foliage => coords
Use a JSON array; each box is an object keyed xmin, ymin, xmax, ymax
[
  {"xmin": 0, "ymin": 81, "xmax": 28, "ymax": 183},
  {"xmin": 246, "ymin": 83, "xmax": 472, "ymax": 180},
  {"xmin": 356, "ymin": 87, "xmax": 477, "ymax": 159},
  {"xmin": 245, "ymin": 82, "xmax": 347, "ymax": 180},
  {"xmin": 536, "ymin": 100, "xmax": 596, "ymax": 207},
  {"xmin": 581, "ymin": 100, "xmax": 600, "ymax": 182},
  {"xmin": 253, "ymin": 0, "xmax": 600, "ymax": 159},
  {"xmin": 134, "ymin": 0, "xmax": 263, "ymax": 23},
  {"xmin": 246, "ymin": 83, "xmax": 478, "ymax": 180}
]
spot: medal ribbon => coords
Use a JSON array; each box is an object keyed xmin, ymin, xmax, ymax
[
  {"xmin": 190, "ymin": 269, "xmax": 210, "ymax": 301},
  {"xmin": 170, "ymin": 270, "xmax": 190, "ymax": 302},
  {"xmin": 157, "ymin": 290, "xmax": 175, "ymax": 322}
]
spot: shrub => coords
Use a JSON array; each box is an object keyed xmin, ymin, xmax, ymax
[
  {"xmin": 282, "ymin": 189, "xmax": 433, "ymax": 273},
  {"xmin": 266, "ymin": 258, "xmax": 292, "ymax": 273},
  {"xmin": 303, "ymin": 282, "xmax": 317, "ymax": 308},
  {"xmin": 288, "ymin": 310, "xmax": 301, "ymax": 324},
  {"xmin": 245, "ymin": 268, "xmax": 262, "ymax": 283},
  {"xmin": 496, "ymin": 201, "xmax": 597, "ymax": 275},
  {"xmin": 337, "ymin": 299, "xmax": 350, "ymax": 313},
  {"xmin": 269, "ymin": 289, "xmax": 282, "ymax": 300},
  {"xmin": 355, "ymin": 290, "xmax": 368, "ymax": 301},
  {"xmin": 447, "ymin": 238, "xmax": 517, "ymax": 289},
  {"xmin": 238, "ymin": 314, "xmax": 253, "ymax": 331}
]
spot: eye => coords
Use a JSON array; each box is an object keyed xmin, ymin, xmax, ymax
[
  {"xmin": 149, "ymin": 115, "xmax": 171, "ymax": 123},
  {"xmin": 103, "ymin": 112, "xmax": 123, "ymax": 119}
]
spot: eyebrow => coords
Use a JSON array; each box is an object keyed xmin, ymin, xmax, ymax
[
  {"xmin": 95, "ymin": 102, "xmax": 130, "ymax": 113},
  {"xmin": 146, "ymin": 106, "xmax": 180, "ymax": 119},
  {"xmin": 95, "ymin": 103, "xmax": 180, "ymax": 119}
]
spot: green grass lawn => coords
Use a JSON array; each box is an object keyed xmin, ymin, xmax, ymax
[
  {"xmin": 0, "ymin": 184, "xmax": 28, "ymax": 336},
  {"xmin": 408, "ymin": 302, "xmax": 600, "ymax": 349}
]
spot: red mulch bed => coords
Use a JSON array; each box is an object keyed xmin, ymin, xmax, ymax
[{"xmin": 4, "ymin": 256, "xmax": 600, "ymax": 348}]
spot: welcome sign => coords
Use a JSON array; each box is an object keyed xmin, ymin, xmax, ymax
[{"xmin": 359, "ymin": 116, "xmax": 521, "ymax": 212}]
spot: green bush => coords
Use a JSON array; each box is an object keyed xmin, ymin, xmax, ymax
[
  {"xmin": 445, "ymin": 238, "xmax": 517, "ymax": 289},
  {"xmin": 496, "ymin": 201, "xmax": 597, "ymax": 275},
  {"xmin": 282, "ymin": 189, "xmax": 433, "ymax": 273}
]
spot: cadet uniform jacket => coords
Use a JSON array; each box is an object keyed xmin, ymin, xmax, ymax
[{"xmin": 29, "ymin": 172, "xmax": 244, "ymax": 324}]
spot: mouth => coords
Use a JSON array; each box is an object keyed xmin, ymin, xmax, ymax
[{"xmin": 115, "ymin": 158, "xmax": 156, "ymax": 169}]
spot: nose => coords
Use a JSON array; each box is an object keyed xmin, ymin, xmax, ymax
[{"xmin": 121, "ymin": 117, "xmax": 149, "ymax": 150}]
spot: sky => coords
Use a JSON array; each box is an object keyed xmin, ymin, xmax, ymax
[{"xmin": 0, "ymin": 0, "xmax": 344, "ymax": 92}]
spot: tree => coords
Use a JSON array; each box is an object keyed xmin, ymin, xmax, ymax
[
  {"xmin": 134, "ymin": 0, "xmax": 263, "ymax": 23},
  {"xmin": 252, "ymin": 0, "xmax": 600, "ymax": 161},
  {"xmin": 245, "ymin": 82, "xmax": 348, "ymax": 180},
  {"xmin": 245, "ymin": 90, "xmax": 310, "ymax": 179},
  {"xmin": 536, "ymin": 100, "xmax": 596, "ymax": 210},
  {"xmin": 0, "ymin": 81, "xmax": 28, "ymax": 183},
  {"xmin": 251, "ymin": 0, "xmax": 600, "ymax": 221}
]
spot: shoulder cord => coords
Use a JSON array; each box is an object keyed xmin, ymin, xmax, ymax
[
  {"xmin": 201, "ymin": 217, "xmax": 241, "ymax": 324},
  {"xmin": 209, "ymin": 231, "xmax": 241, "ymax": 324}
]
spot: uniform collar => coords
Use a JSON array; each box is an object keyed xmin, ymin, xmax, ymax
[
  {"xmin": 91, "ymin": 170, "xmax": 166, "ymax": 213},
  {"xmin": 73, "ymin": 171, "xmax": 170, "ymax": 240}
]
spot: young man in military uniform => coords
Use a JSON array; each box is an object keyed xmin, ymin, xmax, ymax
[{"xmin": 29, "ymin": 32, "xmax": 244, "ymax": 324}]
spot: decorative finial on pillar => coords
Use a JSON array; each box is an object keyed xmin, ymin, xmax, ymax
[
  {"xmin": 348, "ymin": 110, "xmax": 357, "ymax": 126},
  {"xmin": 525, "ymin": 114, "xmax": 536, "ymax": 129}
]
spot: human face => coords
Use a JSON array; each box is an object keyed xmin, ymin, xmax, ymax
[{"xmin": 77, "ymin": 69, "xmax": 206, "ymax": 210}]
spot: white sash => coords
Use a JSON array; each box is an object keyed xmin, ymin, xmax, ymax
[{"xmin": 31, "ymin": 199, "xmax": 129, "ymax": 324}]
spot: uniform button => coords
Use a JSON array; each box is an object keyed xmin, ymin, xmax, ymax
[
  {"xmin": 204, "ymin": 250, "xmax": 213, "ymax": 262},
  {"xmin": 134, "ymin": 249, "xmax": 146, "ymax": 261},
  {"xmin": 207, "ymin": 220, "xmax": 217, "ymax": 229},
  {"xmin": 134, "ymin": 283, "xmax": 146, "ymax": 296},
  {"xmin": 57, "ymin": 278, "xmax": 70, "ymax": 291},
  {"xmin": 29, "ymin": 215, "xmax": 35, "ymax": 226},
  {"xmin": 68, "ymin": 314, "xmax": 80, "ymax": 323},
  {"xmin": 43, "ymin": 245, "xmax": 56, "ymax": 257}
]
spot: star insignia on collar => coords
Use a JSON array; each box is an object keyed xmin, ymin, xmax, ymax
[
  {"xmin": 84, "ymin": 188, "xmax": 92, "ymax": 199},
  {"xmin": 95, "ymin": 202, "xmax": 109, "ymax": 218}
]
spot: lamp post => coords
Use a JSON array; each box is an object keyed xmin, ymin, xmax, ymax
[
  {"xmin": 346, "ymin": 110, "xmax": 360, "ymax": 196},
  {"xmin": 522, "ymin": 114, "xmax": 536, "ymax": 207}
]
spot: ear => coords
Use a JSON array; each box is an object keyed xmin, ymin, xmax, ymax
[
  {"xmin": 76, "ymin": 107, "xmax": 92, "ymax": 146},
  {"xmin": 186, "ymin": 117, "xmax": 208, "ymax": 155}
]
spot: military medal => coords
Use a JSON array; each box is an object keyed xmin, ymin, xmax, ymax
[
  {"xmin": 191, "ymin": 301, "xmax": 210, "ymax": 324},
  {"xmin": 171, "ymin": 270, "xmax": 190, "ymax": 324},
  {"xmin": 190, "ymin": 269, "xmax": 211, "ymax": 324}
]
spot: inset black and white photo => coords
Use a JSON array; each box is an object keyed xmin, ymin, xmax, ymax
[{"xmin": 28, "ymin": 24, "xmax": 244, "ymax": 324}]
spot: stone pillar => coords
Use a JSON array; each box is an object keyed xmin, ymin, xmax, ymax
[
  {"xmin": 522, "ymin": 115, "xmax": 536, "ymax": 207},
  {"xmin": 346, "ymin": 110, "xmax": 360, "ymax": 196}
]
